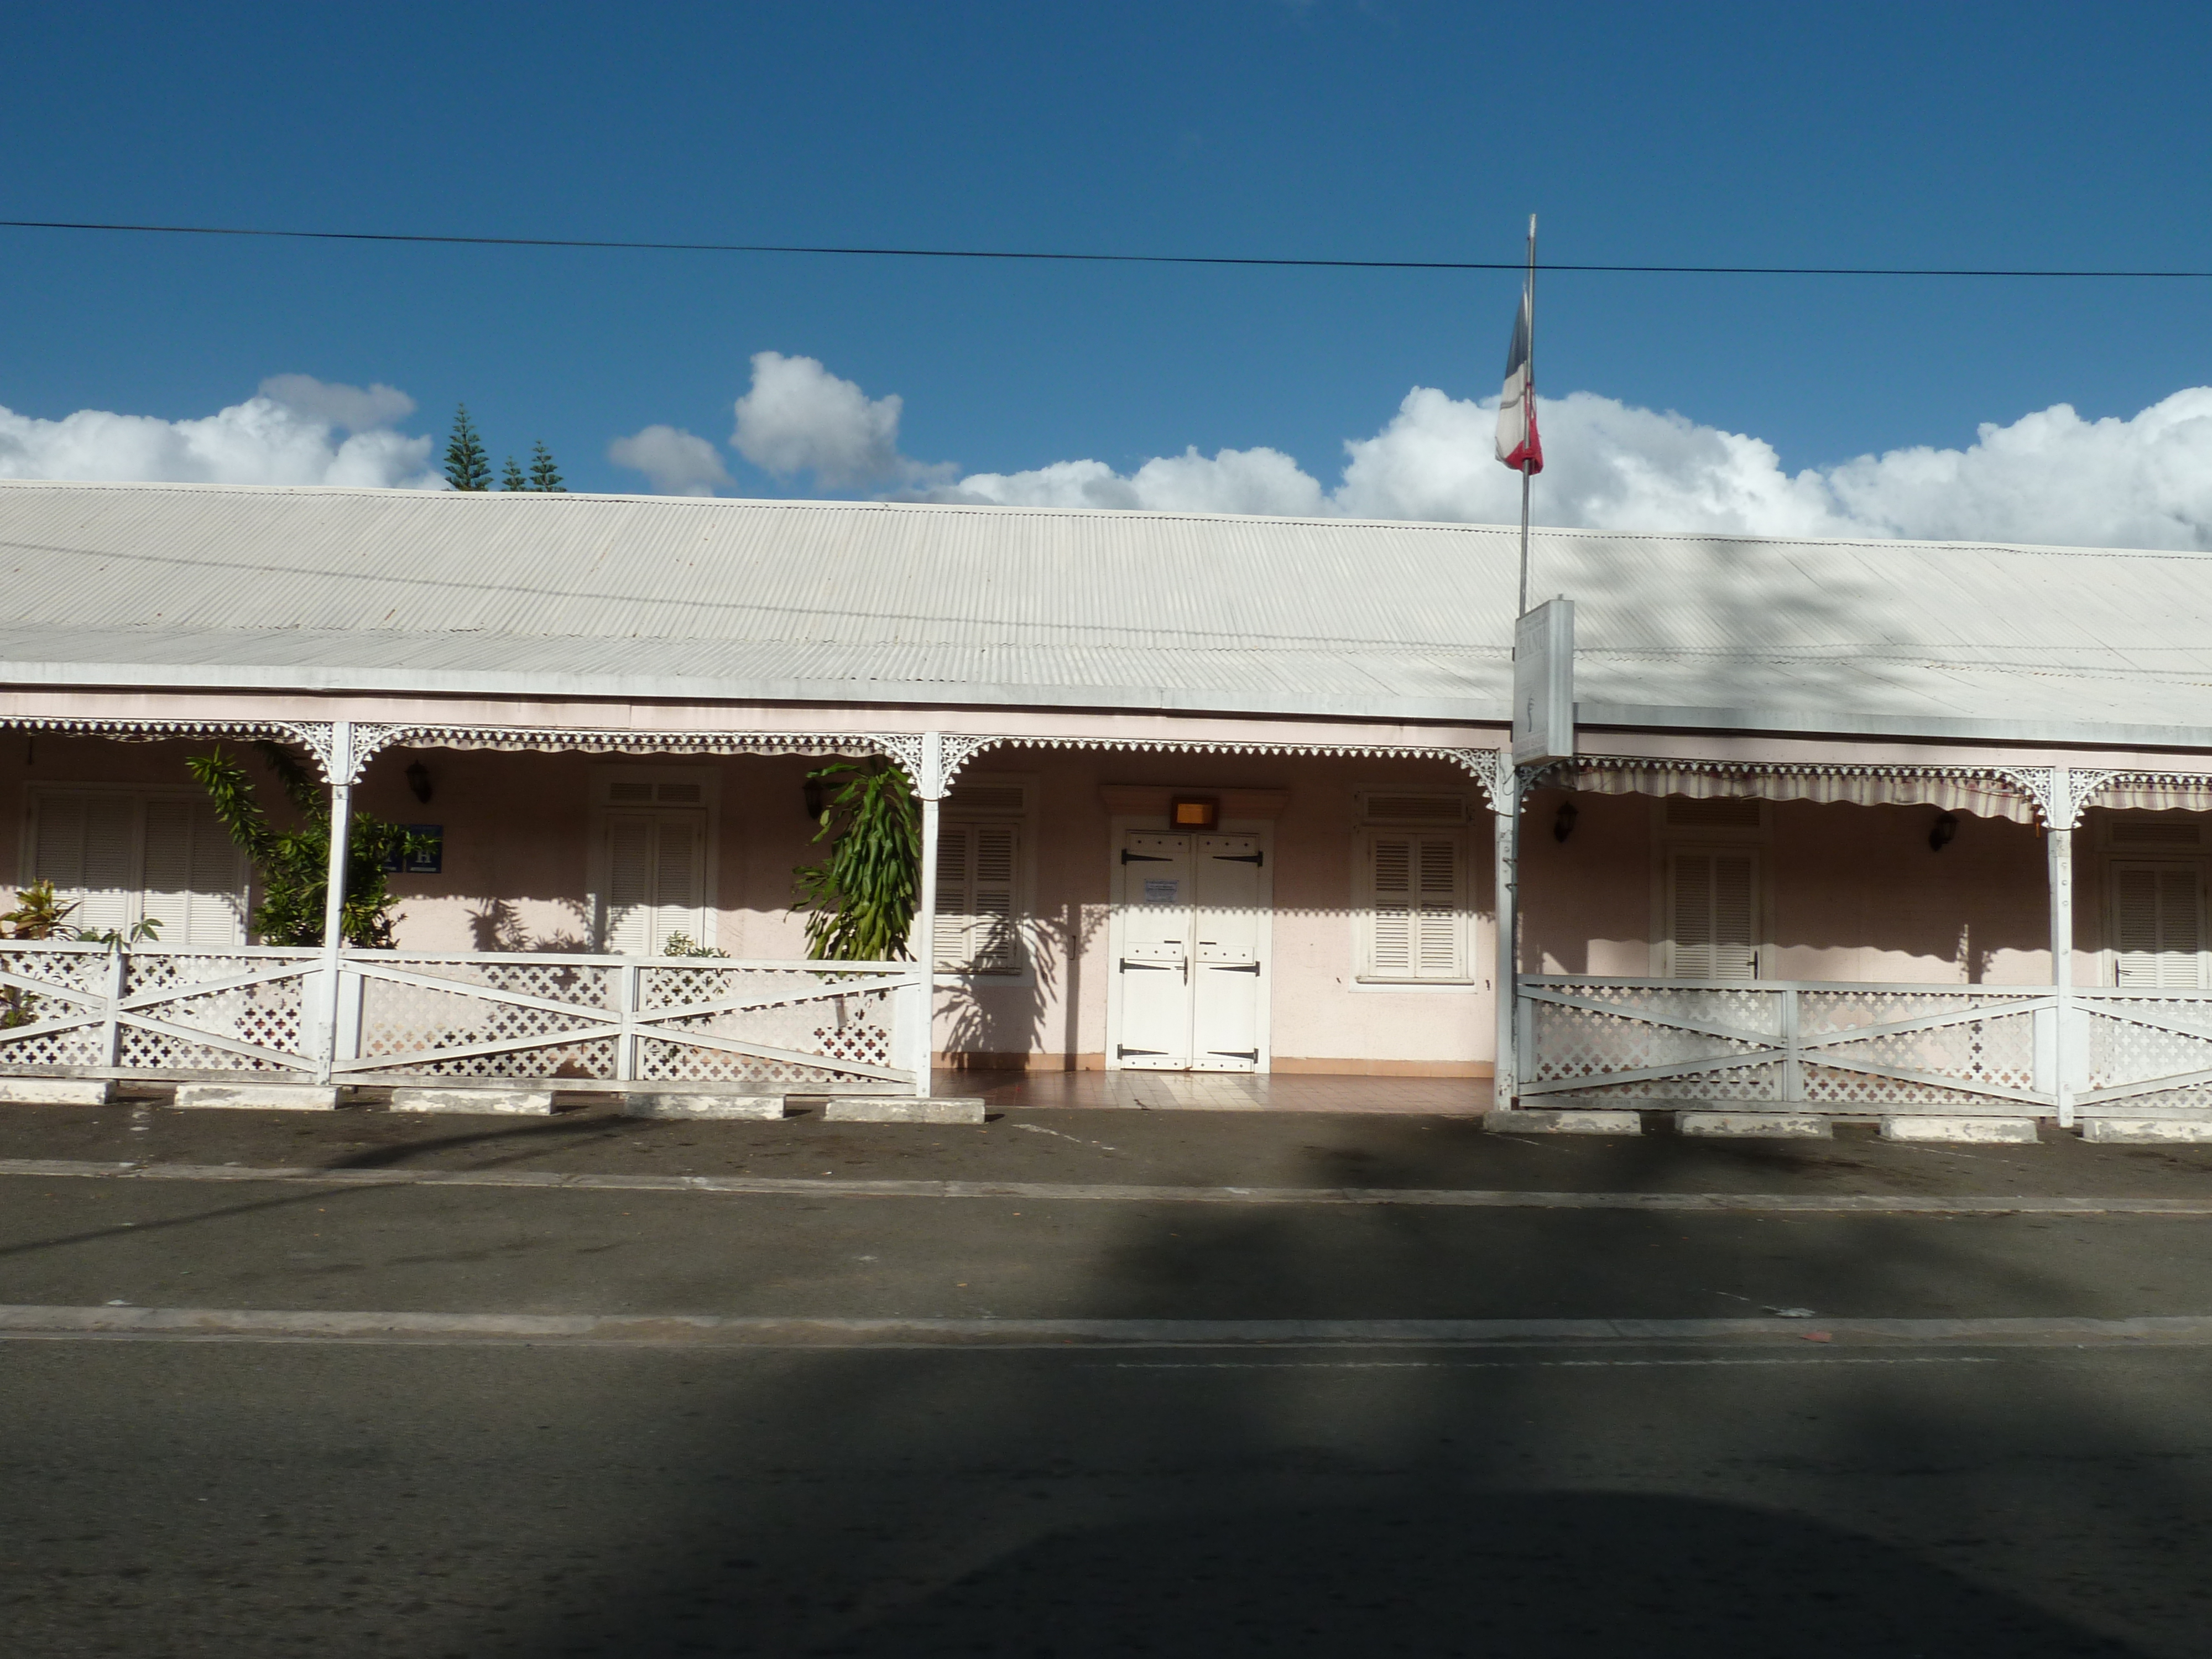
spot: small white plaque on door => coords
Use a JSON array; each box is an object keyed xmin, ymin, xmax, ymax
[{"xmin": 1143, "ymin": 879, "xmax": 1181, "ymax": 905}]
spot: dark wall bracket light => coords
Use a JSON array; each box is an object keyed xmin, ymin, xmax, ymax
[
  {"xmin": 1553, "ymin": 800, "xmax": 1579, "ymax": 843},
  {"xmin": 405, "ymin": 761, "xmax": 433, "ymax": 804},
  {"xmin": 1929, "ymin": 812, "xmax": 1959, "ymax": 852}
]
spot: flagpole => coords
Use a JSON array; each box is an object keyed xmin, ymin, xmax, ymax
[{"xmin": 1517, "ymin": 212, "xmax": 1536, "ymax": 617}]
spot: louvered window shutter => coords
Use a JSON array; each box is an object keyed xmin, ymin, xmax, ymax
[
  {"xmin": 1670, "ymin": 852, "xmax": 1759, "ymax": 981},
  {"xmin": 35, "ymin": 794, "xmax": 137, "ymax": 938},
  {"xmin": 186, "ymin": 802, "xmax": 247, "ymax": 946},
  {"xmin": 140, "ymin": 799, "xmax": 195, "ymax": 946},
  {"xmin": 933, "ymin": 822, "xmax": 973, "ymax": 971},
  {"xmin": 1670, "ymin": 853, "xmax": 1715, "ymax": 979},
  {"xmin": 1414, "ymin": 836, "xmax": 1463, "ymax": 978},
  {"xmin": 2115, "ymin": 863, "xmax": 2204, "ymax": 989},
  {"xmin": 1712, "ymin": 853, "xmax": 1759, "ymax": 980},
  {"xmin": 969, "ymin": 823, "xmax": 1020, "ymax": 973},
  {"xmin": 604, "ymin": 818, "xmax": 656, "ymax": 954},
  {"xmin": 1368, "ymin": 833, "xmax": 1414, "ymax": 977}
]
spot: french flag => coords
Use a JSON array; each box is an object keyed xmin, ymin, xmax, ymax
[{"xmin": 1494, "ymin": 283, "xmax": 1543, "ymax": 473}]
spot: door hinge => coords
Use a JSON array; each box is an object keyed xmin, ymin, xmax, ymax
[
  {"xmin": 1119, "ymin": 958, "xmax": 1174, "ymax": 972},
  {"xmin": 1208, "ymin": 1050, "xmax": 1260, "ymax": 1062},
  {"xmin": 1214, "ymin": 851, "xmax": 1263, "ymax": 865},
  {"xmin": 1207, "ymin": 962, "xmax": 1261, "ymax": 974},
  {"xmin": 1116, "ymin": 1045, "xmax": 1168, "ymax": 1058},
  {"xmin": 1121, "ymin": 849, "xmax": 1173, "ymax": 864}
]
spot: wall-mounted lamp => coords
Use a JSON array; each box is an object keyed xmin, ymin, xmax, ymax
[
  {"xmin": 1172, "ymin": 796, "xmax": 1220, "ymax": 830},
  {"xmin": 802, "ymin": 776, "xmax": 827, "ymax": 821},
  {"xmin": 405, "ymin": 761, "xmax": 434, "ymax": 804},
  {"xmin": 1929, "ymin": 812, "xmax": 1959, "ymax": 853},
  {"xmin": 1552, "ymin": 800, "xmax": 1579, "ymax": 843}
]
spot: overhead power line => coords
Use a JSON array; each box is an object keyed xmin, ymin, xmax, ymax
[{"xmin": 1, "ymin": 217, "xmax": 2206, "ymax": 278}]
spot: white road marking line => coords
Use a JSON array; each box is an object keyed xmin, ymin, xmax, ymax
[
  {"xmin": 1013, "ymin": 1123, "xmax": 1123, "ymax": 1154},
  {"xmin": 3, "ymin": 1305, "xmax": 2212, "ymax": 1349},
  {"xmin": 1107, "ymin": 1357, "xmax": 2004, "ymax": 1370},
  {"xmin": 0, "ymin": 1155, "xmax": 2208, "ymax": 1215}
]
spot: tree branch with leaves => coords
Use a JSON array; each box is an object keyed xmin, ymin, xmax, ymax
[
  {"xmin": 186, "ymin": 743, "xmax": 427, "ymax": 947},
  {"xmin": 790, "ymin": 759, "xmax": 919, "ymax": 961}
]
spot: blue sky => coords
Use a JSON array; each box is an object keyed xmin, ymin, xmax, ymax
[{"xmin": 3, "ymin": 1, "xmax": 2209, "ymax": 541}]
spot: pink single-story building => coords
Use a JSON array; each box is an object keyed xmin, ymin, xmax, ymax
[{"xmin": 3, "ymin": 479, "xmax": 2211, "ymax": 1129}]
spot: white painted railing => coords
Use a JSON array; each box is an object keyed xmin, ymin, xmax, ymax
[
  {"xmin": 0, "ymin": 944, "xmax": 924, "ymax": 1093},
  {"xmin": 1519, "ymin": 977, "xmax": 2064, "ymax": 1114}
]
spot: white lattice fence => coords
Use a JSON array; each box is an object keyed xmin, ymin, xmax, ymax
[
  {"xmin": 2075, "ymin": 990, "xmax": 2212, "ymax": 1115},
  {"xmin": 339, "ymin": 953, "xmax": 919, "ymax": 1088},
  {"xmin": 0, "ymin": 944, "xmax": 921, "ymax": 1088},
  {"xmin": 1521, "ymin": 977, "xmax": 2058, "ymax": 1114},
  {"xmin": 0, "ymin": 944, "xmax": 320, "ymax": 1077}
]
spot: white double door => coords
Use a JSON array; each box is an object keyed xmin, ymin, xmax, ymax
[{"xmin": 1112, "ymin": 828, "xmax": 1271, "ymax": 1072}]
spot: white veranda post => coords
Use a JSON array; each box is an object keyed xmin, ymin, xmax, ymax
[
  {"xmin": 912, "ymin": 732, "xmax": 945, "ymax": 1100},
  {"xmin": 1491, "ymin": 758, "xmax": 1520, "ymax": 1110},
  {"xmin": 2049, "ymin": 807, "xmax": 2075, "ymax": 1129},
  {"xmin": 316, "ymin": 720, "xmax": 354, "ymax": 1086}
]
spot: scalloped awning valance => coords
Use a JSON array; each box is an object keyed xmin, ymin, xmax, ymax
[{"xmin": 1557, "ymin": 759, "xmax": 2038, "ymax": 824}]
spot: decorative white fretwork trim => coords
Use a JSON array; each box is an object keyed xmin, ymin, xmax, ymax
[
  {"xmin": 930, "ymin": 733, "xmax": 1512, "ymax": 801},
  {"xmin": 351, "ymin": 724, "xmax": 885, "ymax": 784}
]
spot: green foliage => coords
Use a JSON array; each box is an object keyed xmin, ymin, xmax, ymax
[
  {"xmin": 660, "ymin": 931, "xmax": 728, "ymax": 959},
  {"xmin": 500, "ymin": 455, "xmax": 528, "ymax": 491},
  {"xmin": 790, "ymin": 759, "xmax": 919, "ymax": 962},
  {"xmin": 444, "ymin": 405, "xmax": 492, "ymax": 492},
  {"xmin": 185, "ymin": 744, "xmax": 427, "ymax": 948},
  {"xmin": 528, "ymin": 441, "xmax": 566, "ymax": 492}
]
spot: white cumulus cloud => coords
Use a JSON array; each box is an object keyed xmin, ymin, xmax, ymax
[
  {"xmin": 0, "ymin": 375, "xmax": 439, "ymax": 488},
  {"xmin": 937, "ymin": 382, "xmax": 2212, "ymax": 550},
  {"xmin": 729, "ymin": 351, "xmax": 950, "ymax": 488},
  {"xmin": 606, "ymin": 424, "xmax": 733, "ymax": 496}
]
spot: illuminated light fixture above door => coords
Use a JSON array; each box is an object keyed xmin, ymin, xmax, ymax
[{"xmin": 1171, "ymin": 796, "xmax": 1219, "ymax": 830}]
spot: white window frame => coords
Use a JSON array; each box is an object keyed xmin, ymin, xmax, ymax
[
  {"xmin": 19, "ymin": 782, "xmax": 249, "ymax": 947},
  {"xmin": 936, "ymin": 773, "xmax": 1036, "ymax": 981},
  {"xmin": 1350, "ymin": 787, "xmax": 1475, "ymax": 987},
  {"xmin": 586, "ymin": 765, "xmax": 720, "ymax": 955}
]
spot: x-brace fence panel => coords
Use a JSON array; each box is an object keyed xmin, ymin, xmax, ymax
[
  {"xmin": 1520, "ymin": 977, "xmax": 2059, "ymax": 1113},
  {"xmin": 0, "ymin": 944, "xmax": 921, "ymax": 1089}
]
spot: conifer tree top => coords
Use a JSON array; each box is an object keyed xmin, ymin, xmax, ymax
[{"xmin": 444, "ymin": 405, "xmax": 492, "ymax": 492}]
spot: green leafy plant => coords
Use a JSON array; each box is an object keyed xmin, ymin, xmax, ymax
[
  {"xmin": 660, "ymin": 931, "xmax": 729, "ymax": 959},
  {"xmin": 185, "ymin": 744, "xmax": 427, "ymax": 947},
  {"xmin": 790, "ymin": 759, "xmax": 919, "ymax": 962},
  {"xmin": 500, "ymin": 455, "xmax": 528, "ymax": 491},
  {"xmin": 444, "ymin": 405, "xmax": 492, "ymax": 491}
]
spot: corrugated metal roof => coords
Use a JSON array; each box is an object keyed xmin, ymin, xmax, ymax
[{"xmin": 0, "ymin": 478, "xmax": 2208, "ymax": 742}]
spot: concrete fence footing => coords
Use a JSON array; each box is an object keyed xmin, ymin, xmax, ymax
[
  {"xmin": 1486, "ymin": 1108, "xmax": 1643, "ymax": 1135},
  {"xmin": 820, "ymin": 1097, "xmax": 987, "ymax": 1124},
  {"xmin": 1881, "ymin": 1115, "xmax": 2040, "ymax": 1144},
  {"xmin": 622, "ymin": 1093, "xmax": 785, "ymax": 1120},
  {"xmin": 0, "ymin": 1078, "xmax": 114, "ymax": 1107},
  {"xmin": 388, "ymin": 1087, "xmax": 555, "ymax": 1116},
  {"xmin": 1679, "ymin": 1112, "xmax": 1833, "ymax": 1139},
  {"xmin": 173, "ymin": 1083, "xmax": 340, "ymax": 1112}
]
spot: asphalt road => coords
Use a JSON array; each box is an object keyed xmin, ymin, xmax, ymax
[{"xmin": 4, "ymin": 1099, "xmax": 2211, "ymax": 1656}]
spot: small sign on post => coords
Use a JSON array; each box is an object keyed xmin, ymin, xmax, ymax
[{"xmin": 1513, "ymin": 597, "xmax": 1575, "ymax": 767}]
